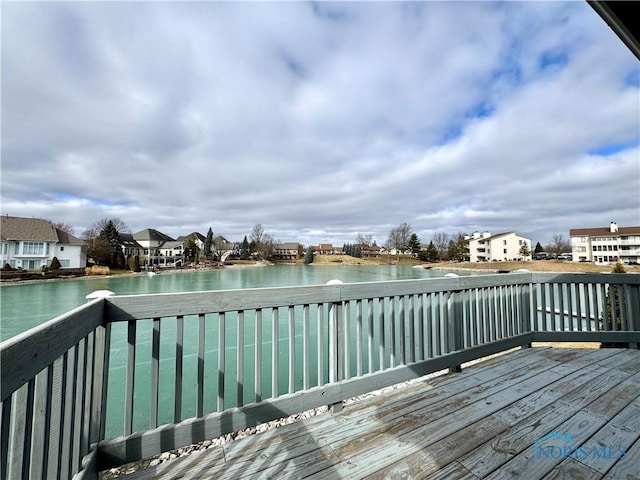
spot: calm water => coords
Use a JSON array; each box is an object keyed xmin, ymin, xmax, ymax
[
  {"xmin": 0, "ymin": 265, "xmax": 475, "ymax": 341},
  {"xmin": 1, "ymin": 264, "xmax": 481, "ymax": 438}
]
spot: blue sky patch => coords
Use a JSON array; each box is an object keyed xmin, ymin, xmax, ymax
[
  {"xmin": 539, "ymin": 50, "xmax": 569, "ymax": 72},
  {"xmin": 588, "ymin": 139, "xmax": 640, "ymax": 156},
  {"xmin": 625, "ymin": 69, "xmax": 640, "ymax": 88}
]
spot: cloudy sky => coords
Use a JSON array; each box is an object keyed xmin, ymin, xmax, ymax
[{"xmin": 2, "ymin": 1, "xmax": 638, "ymax": 247}]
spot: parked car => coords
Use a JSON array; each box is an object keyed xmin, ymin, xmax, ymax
[{"xmin": 558, "ymin": 253, "xmax": 572, "ymax": 261}]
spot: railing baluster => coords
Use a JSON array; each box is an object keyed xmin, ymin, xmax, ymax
[
  {"xmin": 540, "ymin": 282, "xmax": 547, "ymax": 331},
  {"xmin": 255, "ymin": 309, "xmax": 263, "ymax": 402},
  {"xmin": 378, "ymin": 297, "xmax": 385, "ymax": 370},
  {"xmin": 575, "ymin": 284, "xmax": 582, "ymax": 331},
  {"xmin": 356, "ymin": 300, "xmax": 363, "ymax": 377},
  {"xmin": 303, "ymin": 305, "xmax": 310, "ymax": 390},
  {"xmin": 317, "ymin": 304, "xmax": 324, "ymax": 386},
  {"xmin": 435, "ymin": 292, "xmax": 443, "ymax": 355},
  {"xmin": 367, "ymin": 299, "xmax": 374, "ymax": 373},
  {"xmin": 98, "ymin": 323, "xmax": 111, "ymax": 442},
  {"xmin": 343, "ymin": 301, "xmax": 350, "ymax": 380},
  {"xmin": 125, "ymin": 321, "xmax": 136, "ymax": 435},
  {"xmin": 288, "ymin": 306, "xmax": 295, "ymax": 393},
  {"xmin": 21, "ymin": 378, "xmax": 35, "ymax": 480},
  {"xmin": 174, "ymin": 316, "xmax": 184, "ymax": 423},
  {"xmin": 558, "ymin": 284, "xmax": 566, "ymax": 331},
  {"xmin": 57, "ymin": 352, "xmax": 69, "ymax": 479},
  {"xmin": 197, "ymin": 314, "xmax": 205, "ymax": 417},
  {"xmin": 584, "ymin": 284, "xmax": 592, "ymax": 331},
  {"xmin": 418, "ymin": 293, "xmax": 425, "ymax": 359},
  {"xmin": 69, "ymin": 341, "xmax": 81, "ymax": 475},
  {"xmin": 599, "ymin": 283, "xmax": 608, "ymax": 331},
  {"xmin": 550, "ymin": 284, "xmax": 557, "ymax": 331},
  {"xmin": 1, "ymin": 395, "xmax": 12, "ymax": 480},
  {"xmin": 272, "ymin": 308, "xmax": 279, "ymax": 398},
  {"xmin": 389, "ymin": 296, "xmax": 396, "ymax": 367},
  {"xmin": 218, "ymin": 313, "xmax": 226, "ymax": 411},
  {"xmin": 237, "ymin": 310, "xmax": 245, "ymax": 407},
  {"xmin": 399, "ymin": 296, "xmax": 406, "ymax": 364},
  {"xmin": 81, "ymin": 332, "xmax": 94, "ymax": 463},
  {"xmin": 150, "ymin": 318, "xmax": 160, "ymax": 428},
  {"xmin": 426, "ymin": 293, "xmax": 434, "ymax": 357},
  {"xmin": 408, "ymin": 294, "xmax": 415, "ymax": 363},
  {"xmin": 567, "ymin": 283, "xmax": 574, "ymax": 330}
]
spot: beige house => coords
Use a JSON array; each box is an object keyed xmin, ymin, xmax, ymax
[{"xmin": 273, "ymin": 243, "xmax": 301, "ymax": 260}]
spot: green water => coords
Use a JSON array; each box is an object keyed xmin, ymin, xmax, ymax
[
  {"xmin": 0, "ymin": 265, "xmax": 474, "ymax": 341},
  {"xmin": 1, "ymin": 264, "xmax": 480, "ymax": 438}
]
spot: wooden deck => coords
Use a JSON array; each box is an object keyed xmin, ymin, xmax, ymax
[{"xmin": 118, "ymin": 347, "xmax": 640, "ymax": 479}]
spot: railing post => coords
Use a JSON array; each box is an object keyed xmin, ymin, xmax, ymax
[
  {"xmin": 327, "ymin": 280, "xmax": 344, "ymax": 412},
  {"xmin": 446, "ymin": 275, "xmax": 462, "ymax": 374},
  {"xmin": 515, "ymin": 271, "xmax": 533, "ymax": 348}
]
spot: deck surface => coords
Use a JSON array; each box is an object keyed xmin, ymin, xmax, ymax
[{"xmin": 120, "ymin": 347, "xmax": 640, "ymax": 479}]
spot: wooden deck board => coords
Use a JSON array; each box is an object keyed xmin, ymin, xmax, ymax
[{"xmin": 117, "ymin": 348, "xmax": 640, "ymax": 480}]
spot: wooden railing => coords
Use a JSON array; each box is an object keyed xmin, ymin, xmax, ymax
[{"xmin": 1, "ymin": 272, "xmax": 639, "ymax": 479}]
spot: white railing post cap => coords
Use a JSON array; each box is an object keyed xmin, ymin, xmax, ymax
[
  {"xmin": 444, "ymin": 273, "xmax": 459, "ymax": 278},
  {"xmin": 326, "ymin": 279, "xmax": 343, "ymax": 285},
  {"xmin": 86, "ymin": 290, "xmax": 116, "ymax": 301}
]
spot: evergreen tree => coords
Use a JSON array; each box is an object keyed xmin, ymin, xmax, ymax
[
  {"xmin": 98, "ymin": 220, "xmax": 124, "ymax": 268},
  {"xmin": 304, "ymin": 247, "xmax": 314, "ymax": 264},
  {"xmin": 408, "ymin": 233, "xmax": 422, "ymax": 256},
  {"xmin": 534, "ymin": 242, "xmax": 544, "ymax": 254},
  {"xmin": 424, "ymin": 241, "xmax": 439, "ymax": 262},
  {"xmin": 204, "ymin": 227, "xmax": 213, "ymax": 257},
  {"xmin": 519, "ymin": 244, "xmax": 531, "ymax": 260},
  {"xmin": 50, "ymin": 257, "xmax": 62, "ymax": 269},
  {"xmin": 240, "ymin": 236, "xmax": 250, "ymax": 260}
]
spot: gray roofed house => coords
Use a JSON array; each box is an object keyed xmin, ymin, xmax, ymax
[{"xmin": 0, "ymin": 215, "xmax": 87, "ymax": 269}]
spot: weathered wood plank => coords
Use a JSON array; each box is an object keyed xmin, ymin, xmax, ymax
[
  {"xmin": 601, "ymin": 433, "xmax": 640, "ymax": 480},
  {"xmin": 316, "ymin": 352, "xmax": 615, "ymax": 479},
  {"xmin": 1, "ymin": 299, "xmax": 104, "ymax": 402},
  {"xmin": 458, "ymin": 357, "xmax": 640, "ymax": 477}
]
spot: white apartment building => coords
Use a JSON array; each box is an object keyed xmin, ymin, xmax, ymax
[
  {"xmin": 570, "ymin": 222, "xmax": 640, "ymax": 264},
  {"xmin": 466, "ymin": 231, "xmax": 532, "ymax": 262}
]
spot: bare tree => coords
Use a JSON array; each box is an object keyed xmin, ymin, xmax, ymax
[
  {"xmin": 356, "ymin": 233, "xmax": 373, "ymax": 247},
  {"xmin": 431, "ymin": 232, "xmax": 450, "ymax": 260},
  {"xmin": 386, "ymin": 223, "xmax": 412, "ymax": 260},
  {"xmin": 83, "ymin": 218, "xmax": 130, "ymax": 240},
  {"xmin": 41, "ymin": 218, "xmax": 75, "ymax": 235},
  {"xmin": 251, "ymin": 224, "xmax": 265, "ymax": 246},
  {"xmin": 546, "ymin": 234, "xmax": 570, "ymax": 258}
]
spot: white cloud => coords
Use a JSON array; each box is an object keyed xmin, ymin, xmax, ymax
[{"xmin": 1, "ymin": 1, "xmax": 638, "ymax": 247}]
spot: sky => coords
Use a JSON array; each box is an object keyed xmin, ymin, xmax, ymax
[{"xmin": 2, "ymin": 1, "xmax": 639, "ymax": 248}]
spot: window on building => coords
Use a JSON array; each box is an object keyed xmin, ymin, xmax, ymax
[
  {"xmin": 60, "ymin": 246, "xmax": 64, "ymax": 251},
  {"xmin": 60, "ymin": 259, "xmax": 70, "ymax": 267},
  {"xmin": 504, "ymin": 249, "xmax": 507, "ymax": 254},
  {"xmin": 503, "ymin": 240, "xmax": 507, "ymax": 245},
  {"xmin": 2, "ymin": 243, "xmax": 7, "ymax": 255},
  {"xmin": 23, "ymin": 242, "xmax": 44, "ymax": 255},
  {"xmin": 15, "ymin": 243, "xmax": 19, "ymax": 254}
]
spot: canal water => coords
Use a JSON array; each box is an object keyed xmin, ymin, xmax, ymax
[{"xmin": 1, "ymin": 264, "xmax": 481, "ymax": 438}]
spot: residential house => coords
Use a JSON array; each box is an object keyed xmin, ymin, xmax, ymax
[
  {"xmin": 312, "ymin": 244, "xmax": 339, "ymax": 255},
  {"xmin": 176, "ymin": 232, "xmax": 206, "ymax": 254},
  {"xmin": 466, "ymin": 231, "xmax": 531, "ymax": 262},
  {"xmin": 120, "ymin": 233, "xmax": 143, "ymax": 258},
  {"xmin": 0, "ymin": 215, "xmax": 87, "ymax": 269},
  {"xmin": 158, "ymin": 241, "xmax": 186, "ymax": 266},
  {"xmin": 273, "ymin": 243, "xmax": 301, "ymax": 260},
  {"xmin": 570, "ymin": 222, "xmax": 640, "ymax": 264},
  {"xmin": 133, "ymin": 229, "xmax": 175, "ymax": 266}
]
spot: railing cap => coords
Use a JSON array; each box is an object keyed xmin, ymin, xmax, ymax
[{"xmin": 86, "ymin": 290, "xmax": 115, "ymax": 301}]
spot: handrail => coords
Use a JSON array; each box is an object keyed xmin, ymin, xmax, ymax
[{"xmin": 1, "ymin": 272, "xmax": 638, "ymax": 479}]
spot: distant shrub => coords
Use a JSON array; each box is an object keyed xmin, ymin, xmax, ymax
[
  {"xmin": 2, "ymin": 263, "xmax": 13, "ymax": 272},
  {"xmin": 50, "ymin": 257, "xmax": 62, "ymax": 270},
  {"xmin": 612, "ymin": 261, "xmax": 626, "ymax": 274},
  {"xmin": 85, "ymin": 265, "xmax": 110, "ymax": 276}
]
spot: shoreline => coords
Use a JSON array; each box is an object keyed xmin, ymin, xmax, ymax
[{"xmin": 1, "ymin": 258, "xmax": 635, "ymax": 286}]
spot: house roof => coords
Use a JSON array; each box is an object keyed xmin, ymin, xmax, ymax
[
  {"xmin": 275, "ymin": 243, "xmax": 299, "ymax": 250},
  {"xmin": 1, "ymin": 216, "xmax": 60, "ymax": 241},
  {"xmin": 0, "ymin": 215, "xmax": 85, "ymax": 245},
  {"xmin": 133, "ymin": 228, "xmax": 174, "ymax": 242},
  {"xmin": 160, "ymin": 241, "xmax": 184, "ymax": 249},
  {"xmin": 177, "ymin": 232, "xmax": 205, "ymax": 243},
  {"xmin": 569, "ymin": 226, "xmax": 640, "ymax": 237},
  {"xmin": 55, "ymin": 229, "xmax": 86, "ymax": 246},
  {"xmin": 120, "ymin": 233, "xmax": 143, "ymax": 248}
]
